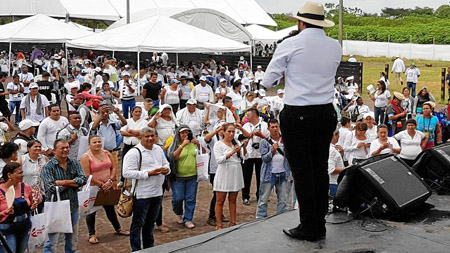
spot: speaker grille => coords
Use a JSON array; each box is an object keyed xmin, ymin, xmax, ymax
[{"xmin": 361, "ymin": 157, "xmax": 430, "ymax": 208}]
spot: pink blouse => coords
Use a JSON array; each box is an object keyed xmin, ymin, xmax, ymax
[
  {"xmin": 0, "ymin": 183, "xmax": 32, "ymax": 223},
  {"xmin": 86, "ymin": 150, "xmax": 112, "ymax": 184}
]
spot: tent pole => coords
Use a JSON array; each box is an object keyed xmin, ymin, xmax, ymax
[
  {"xmin": 8, "ymin": 42, "xmax": 11, "ymax": 76},
  {"xmin": 112, "ymin": 51, "xmax": 115, "ymax": 58},
  {"xmin": 176, "ymin": 53, "xmax": 179, "ymax": 67},
  {"xmin": 137, "ymin": 50, "xmax": 140, "ymax": 96},
  {"xmin": 65, "ymin": 43, "xmax": 69, "ymax": 77}
]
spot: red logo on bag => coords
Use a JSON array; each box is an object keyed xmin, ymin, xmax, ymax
[
  {"xmin": 197, "ymin": 162, "xmax": 204, "ymax": 168},
  {"xmin": 83, "ymin": 197, "xmax": 97, "ymax": 207},
  {"xmin": 31, "ymin": 225, "xmax": 46, "ymax": 238}
]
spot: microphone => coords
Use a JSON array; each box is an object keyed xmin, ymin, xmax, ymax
[{"xmin": 277, "ymin": 30, "xmax": 300, "ymax": 44}]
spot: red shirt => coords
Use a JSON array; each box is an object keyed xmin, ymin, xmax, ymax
[{"xmin": 0, "ymin": 183, "xmax": 32, "ymax": 222}]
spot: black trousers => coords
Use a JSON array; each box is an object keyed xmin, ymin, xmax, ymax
[
  {"xmin": 280, "ymin": 104, "xmax": 336, "ymax": 233},
  {"xmin": 242, "ymin": 158, "xmax": 262, "ymax": 201},
  {"xmin": 86, "ymin": 205, "xmax": 121, "ymax": 236},
  {"xmin": 209, "ymin": 173, "xmax": 216, "ymax": 219}
]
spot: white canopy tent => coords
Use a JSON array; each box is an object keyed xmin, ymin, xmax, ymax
[
  {"xmin": 245, "ymin": 24, "xmax": 280, "ymax": 44},
  {"xmin": 67, "ymin": 15, "xmax": 251, "ymax": 85},
  {"xmin": 0, "ymin": 0, "xmax": 276, "ymax": 26},
  {"xmin": 107, "ymin": 8, "xmax": 252, "ymax": 43},
  {"xmin": 67, "ymin": 15, "xmax": 250, "ymax": 53},
  {"xmin": 0, "ymin": 14, "xmax": 93, "ymax": 75},
  {"xmin": 275, "ymin": 25, "xmax": 298, "ymax": 40},
  {"xmin": 109, "ymin": 0, "xmax": 276, "ymax": 27}
]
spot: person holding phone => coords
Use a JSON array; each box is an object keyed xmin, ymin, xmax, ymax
[
  {"xmin": 213, "ymin": 123, "xmax": 247, "ymax": 229},
  {"xmin": 167, "ymin": 125, "xmax": 201, "ymax": 229},
  {"xmin": 370, "ymin": 124, "xmax": 401, "ymax": 157}
]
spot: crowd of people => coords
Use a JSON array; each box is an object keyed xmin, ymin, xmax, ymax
[{"xmin": 0, "ymin": 42, "xmax": 448, "ymax": 251}]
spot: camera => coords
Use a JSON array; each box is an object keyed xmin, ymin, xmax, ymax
[
  {"xmin": 187, "ymin": 132, "xmax": 193, "ymax": 141},
  {"xmin": 252, "ymin": 142, "xmax": 260, "ymax": 150}
]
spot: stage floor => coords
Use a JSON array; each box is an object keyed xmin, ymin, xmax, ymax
[{"xmin": 147, "ymin": 194, "xmax": 450, "ymax": 253}]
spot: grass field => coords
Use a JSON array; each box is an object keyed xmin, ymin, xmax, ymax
[{"xmin": 343, "ymin": 55, "xmax": 450, "ymax": 104}]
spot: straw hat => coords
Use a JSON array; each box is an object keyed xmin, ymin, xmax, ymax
[
  {"xmin": 393, "ymin": 91, "xmax": 405, "ymax": 100},
  {"xmin": 292, "ymin": 2, "xmax": 335, "ymax": 27},
  {"xmin": 424, "ymin": 101, "xmax": 436, "ymax": 109}
]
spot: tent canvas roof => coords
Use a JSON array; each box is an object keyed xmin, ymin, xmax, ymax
[
  {"xmin": 245, "ymin": 24, "xmax": 279, "ymax": 43},
  {"xmin": 67, "ymin": 15, "xmax": 250, "ymax": 53},
  {"xmin": 0, "ymin": 14, "xmax": 93, "ymax": 43}
]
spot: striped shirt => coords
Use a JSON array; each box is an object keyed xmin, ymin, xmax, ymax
[
  {"xmin": 118, "ymin": 80, "xmax": 137, "ymax": 101},
  {"xmin": 41, "ymin": 157, "xmax": 87, "ymax": 211}
]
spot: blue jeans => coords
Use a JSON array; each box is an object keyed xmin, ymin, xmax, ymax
[
  {"xmin": 130, "ymin": 196, "xmax": 162, "ymax": 252},
  {"xmin": 44, "ymin": 208, "xmax": 79, "ymax": 253},
  {"xmin": 407, "ymin": 82, "xmax": 416, "ymax": 97},
  {"xmin": 9, "ymin": 100, "xmax": 21, "ymax": 124},
  {"xmin": 374, "ymin": 106, "xmax": 386, "ymax": 125},
  {"xmin": 0, "ymin": 216, "xmax": 30, "ymax": 253},
  {"xmin": 122, "ymin": 99, "xmax": 136, "ymax": 119},
  {"xmin": 256, "ymin": 173, "xmax": 288, "ymax": 218},
  {"xmin": 171, "ymin": 179, "xmax": 198, "ymax": 222}
]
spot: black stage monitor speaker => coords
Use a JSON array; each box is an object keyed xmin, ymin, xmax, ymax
[
  {"xmin": 336, "ymin": 155, "xmax": 432, "ymax": 218},
  {"xmin": 414, "ymin": 143, "xmax": 450, "ymax": 182}
]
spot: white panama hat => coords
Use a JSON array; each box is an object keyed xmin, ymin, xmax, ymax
[{"xmin": 292, "ymin": 1, "xmax": 335, "ymax": 28}]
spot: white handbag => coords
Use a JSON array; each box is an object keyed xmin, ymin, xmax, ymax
[
  {"xmin": 44, "ymin": 186, "xmax": 73, "ymax": 234},
  {"xmin": 196, "ymin": 148, "xmax": 210, "ymax": 182}
]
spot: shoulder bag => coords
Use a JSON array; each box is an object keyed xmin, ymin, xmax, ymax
[{"xmin": 116, "ymin": 147, "xmax": 142, "ymax": 218}]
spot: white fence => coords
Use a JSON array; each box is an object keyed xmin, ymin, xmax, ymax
[{"xmin": 343, "ymin": 40, "xmax": 450, "ymax": 61}]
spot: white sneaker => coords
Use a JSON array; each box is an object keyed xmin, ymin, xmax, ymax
[{"xmin": 185, "ymin": 221, "xmax": 195, "ymax": 229}]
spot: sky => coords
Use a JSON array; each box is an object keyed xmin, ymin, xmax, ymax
[{"xmin": 255, "ymin": 0, "xmax": 449, "ymax": 14}]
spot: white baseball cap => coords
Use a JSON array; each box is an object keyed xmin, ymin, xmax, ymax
[
  {"xmin": 29, "ymin": 83, "xmax": 39, "ymax": 89},
  {"xmin": 219, "ymin": 78, "xmax": 227, "ymax": 83},
  {"xmin": 121, "ymin": 71, "xmax": 130, "ymax": 77},
  {"xmin": 199, "ymin": 76, "xmax": 207, "ymax": 82},
  {"xmin": 19, "ymin": 119, "xmax": 39, "ymax": 131},
  {"xmin": 257, "ymin": 65, "xmax": 262, "ymax": 69},
  {"xmin": 258, "ymin": 89, "xmax": 266, "ymax": 96},
  {"xmin": 277, "ymin": 89, "xmax": 284, "ymax": 94}
]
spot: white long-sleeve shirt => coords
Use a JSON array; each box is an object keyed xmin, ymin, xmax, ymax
[
  {"xmin": 36, "ymin": 116, "xmax": 69, "ymax": 151},
  {"xmin": 123, "ymin": 143, "xmax": 170, "ymax": 199},
  {"xmin": 392, "ymin": 58, "xmax": 405, "ymax": 73},
  {"xmin": 262, "ymin": 28, "xmax": 342, "ymax": 106}
]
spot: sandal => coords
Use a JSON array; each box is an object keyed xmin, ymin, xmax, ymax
[
  {"xmin": 216, "ymin": 225, "xmax": 223, "ymax": 230},
  {"xmin": 229, "ymin": 222, "xmax": 236, "ymax": 227},
  {"xmin": 88, "ymin": 235, "xmax": 99, "ymax": 244},
  {"xmin": 155, "ymin": 225, "xmax": 170, "ymax": 233},
  {"xmin": 116, "ymin": 229, "xmax": 130, "ymax": 236}
]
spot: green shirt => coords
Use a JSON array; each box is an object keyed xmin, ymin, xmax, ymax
[{"xmin": 177, "ymin": 143, "xmax": 197, "ymax": 178}]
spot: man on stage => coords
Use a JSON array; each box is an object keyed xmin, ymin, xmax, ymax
[{"xmin": 262, "ymin": 1, "xmax": 342, "ymax": 241}]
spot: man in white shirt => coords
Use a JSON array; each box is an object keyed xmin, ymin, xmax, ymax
[
  {"xmin": 262, "ymin": 2, "xmax": 341, "ymax": 241},
  {"xmin": 20, "ymin": 83, "xmax": 50, "ymax": 123},
  {"xmin": 118, "ymin": 71, "xmax": 137, "ymax": 119},
  {"xmin": 176, "ymin": 99, "xmax": 204, "ymax": 137},
  {"xmin": 19, "ymin": 65, "xmax": 34, "ymax": 96},
  {"xmin": 406, "ymin": 63, "xmax": 420, "ymax": 98},
  {"xmin": 328, "ymin": 128, "xmax": 344, "ymax": 197},
  {"xmin": 254, "ymin": 65, "xmax": 265, "ymax": 90},
  {"xmin": 37, "ymin": 104, "xmax": 69, "ymax": 156},
  {"xmin": 123, "ymin": 127, "xmax": 170, "ymax": 251},
  {"xmin": 272, "ymin": 89, "xmax": 285, "ymax": 119},
  {"xmin": 391, "ymin": 56, "xmax": 405, "ymax": 86},
  {"xmin": 242, "ymin": 108, "xmax": 269, "ymax": 205},
  {"xmin": 215, "ymin": 78, "xmax": 231, "ymax": 103},
  {"xmin": 190, "ymin": 76, "xmax": 214, "ymax": 109},
  {"xmin": 56, "ymin": 112, "xmax": 89, "ymax": 159},
  {"xmin": 342, "ymin": 97, "xmax": 370, "ymax": 121},
  {"xmin": 7, "ymin": 74, "xmax": 24, "ymax": 125}
]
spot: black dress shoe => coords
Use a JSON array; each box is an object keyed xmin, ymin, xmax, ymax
[{"xmin": 283, "ymin": 227, "xmax": 324, "ymax": 242}]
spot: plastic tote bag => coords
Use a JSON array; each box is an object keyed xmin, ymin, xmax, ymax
[
  {"xmin": 44, "ymin": 186, "xmax": 73, "ymax": 234},
  {"xmin": 28, "ymin": 210, "xmax": 48, "ymax": 253},
  {"xmin": 78, "ymin": 175, "xmax": 101, "ymax": 217},
  {"xmin": 196, "ymin": 148, "xmax": 209, "ymax": 182}
]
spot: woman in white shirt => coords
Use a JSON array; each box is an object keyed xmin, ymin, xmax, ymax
[
  {"xmin": 368, "ymin": 80, "xmax": 391, "ymax": 125},
  {"xmin": 370, "ymin": 125, "xmax": 401, "ymax": 157},
  {"xmin": 379, "ymin": 72, "xmax": 390, "ymax": 89},
  {"xmin": 148, "ymin": 104, "xmax": 178, "ymax": 147},
  {"xmin": 226, "ymin": 81, "xmax": 243, "ymax": 113},
  {"xmin": 394, "ymin": 119, "xmax": 427, "ymax": 166},
  {"xmin": 344, "ymin": 122, "xmax": 371, "ymax": 165},
  {"xmin": 213, "ymin": 123, "xmax": 246, "ymax": 230},
  {"xmin": 161, "ymin": 80, "xmax": 181, "ymax": 114}
]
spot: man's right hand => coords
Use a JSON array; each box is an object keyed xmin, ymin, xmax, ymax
[
  {"xmin": 272, "ymin": 142, "xmax": 279, "ymax": 152},
  {"xmin": 148, "ymin": 168, "xmax": 162, "ymax": 176}
]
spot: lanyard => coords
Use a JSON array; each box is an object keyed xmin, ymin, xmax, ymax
[{"xmin": 421, "ymin": 116, "xmax": 432, "ymax": 133}]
